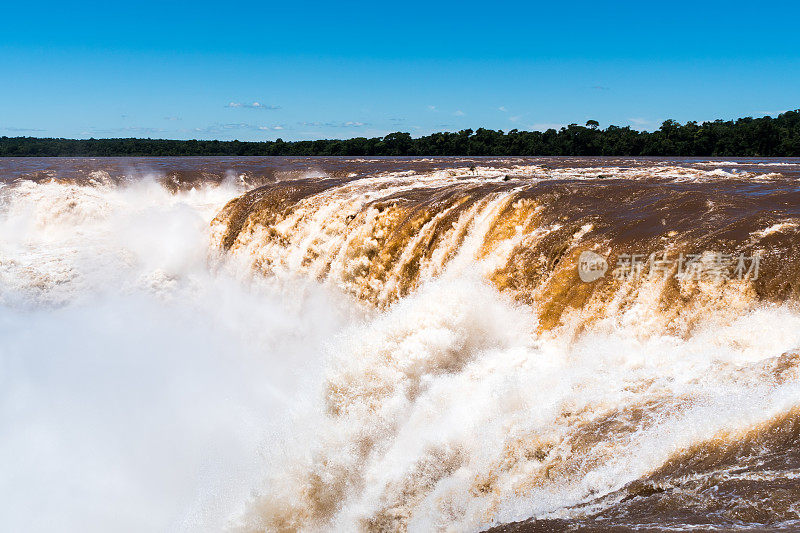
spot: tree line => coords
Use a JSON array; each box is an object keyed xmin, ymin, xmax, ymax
[{"xmin": 2, "ymin": 110, "xmax": 799, "ymax": 157}]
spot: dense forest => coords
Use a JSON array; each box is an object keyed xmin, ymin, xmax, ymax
[{"xmin": 2, "ymin": 111, "xmax": 800, "ymax": 157}]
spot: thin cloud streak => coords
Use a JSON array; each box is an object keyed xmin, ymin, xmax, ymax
[
  {"xmin": 2, "ymin": 127, "xmax": 46, "ymax": 132},
  {"xmin": 298, "ymin": 121, "xmax": 368, "ymax": 128},
  {"xmin": 225, "ymin": 102, "xmax": 281, "ymax": 110}
]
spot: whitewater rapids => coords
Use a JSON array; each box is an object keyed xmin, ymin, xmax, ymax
[{"xmin": 3, "ymin": 157, "xmax": 800, "ymax": 532}]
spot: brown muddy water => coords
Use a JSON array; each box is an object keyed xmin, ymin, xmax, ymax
[{"xmin": 3, "ymin": 156, "xmax": 800, "ymax": 532}]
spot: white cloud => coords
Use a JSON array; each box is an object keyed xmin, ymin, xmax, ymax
[
  {"xmin": 454, "ymin": 110, "xmax": 465, "ymax": 116},
  {"xmin": 503, "ymin": 114, "xmax": 564, "ymax": 131},
  {"xmin": 498, "ymin": 106, "xmax": 507, "ymax": 112},
  {"xmin": 298, "ymin": 121, "xmax": 368, "ymax": 128},
  {"xmin": 82, "ymin": 126, "xmax": 166, "ymax": 135},
  {"xmin": 531, "ymin": 123, "xmax": 564, "ymax": 131},
  {"xmin": 757, "ymin": 109, "xmax": 789, "ymax": 117},
  {"xmin": 226, "ymin": 101, "xmax": 280, "ymax": 110},
  {"xmin": 193, "ymin": 123, "xmax": 270, "ymax": 134},
  {"xmin": 2, "ymin": 127, "xmax": 46, "ymax": 132}
]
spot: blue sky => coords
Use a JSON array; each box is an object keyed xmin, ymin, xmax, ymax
[{"xmin": 1, "ymin": 0, "xmax": 798, "ymax": 141}]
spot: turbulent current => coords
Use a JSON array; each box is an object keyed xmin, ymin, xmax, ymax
[{"xmin": 3, "ymin": 156, "xmax": 800, "ymax": 532}]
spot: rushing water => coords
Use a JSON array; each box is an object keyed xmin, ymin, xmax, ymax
[{"xmin": 3, "ymin": 156, "xmax": 800, "ymax": 532}]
